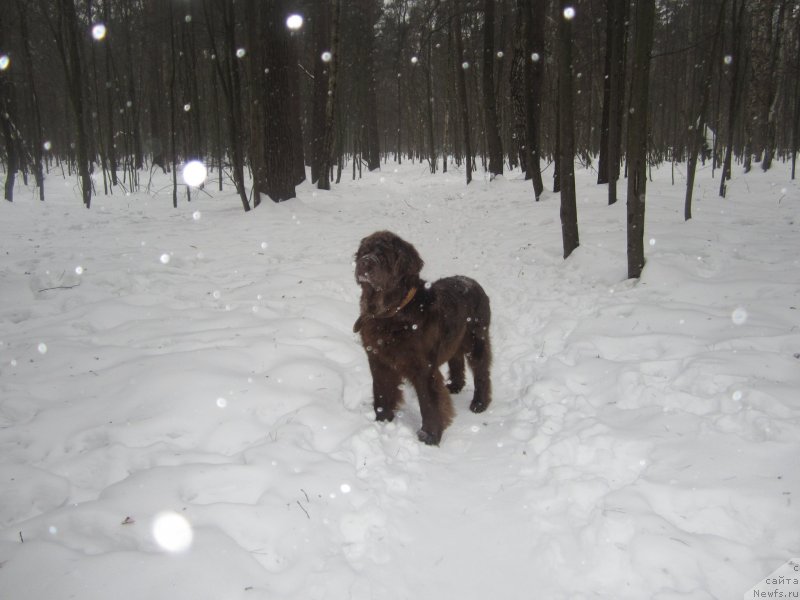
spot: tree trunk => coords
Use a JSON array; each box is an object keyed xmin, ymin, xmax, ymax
[
  {"xmin": 317, "ymin": 0, "xmax": 341, "ymax": 191},
  {"xmin": 558, "ymin": 1, "xmax": 579, "ymax": 259},
  {"xmin": 525, "ymin": 0, "xmax": 545, "ymax": 198},
  {"xmin": 452, "ymin": 13, "xmax": 473, "ymax": 185},
  {"xmin": 0, "ymin": 11, "xmax": 18, "ymax": 201},
  {"xmin": 597, "ymin": 0, "xmax": 613, "ymax": 185},
  {"xmin": 685, "ymin": 0, "xmax": 726, "ymax": 221},
  {"xmin": 483, "ymin": 0, "xmax": 504, "ymax": 177},
  {"xmin": 262, "ymin": 0, "xmax": 297, "ymax": 202},
  {"xmin": 203, "ymin": 0, "xmax": 250, "ymax": 210},
  {"xmin": 425, "ymin": 39, "xmax": 437, "ymax": 174},
  {"xmin": 363, "ymin": 0, "xmax": 381, "ymax": 172},
  {"xmin": 607, "ymin": 0, "xmax": 626, "ymax": 205},
  {"xmin": 510, "ymin": 3, "xmax": 530, "ymax": 178},
  {"xmin": 720, "ymin": 0, "xmax": 748, "ymax": 198},
  {"xmin": 16, "ymin": 0, "xmax": 46, "ymax": 200},
  {"xmin": 761, "ymin": 0, "xmax": 787, "ymax": 172},
  {"xmin": 55, "ymin": 0, "xmax": 93, "ymax": 208},
  {"xmin": 626, "ymin": 0, "xmax": 656, "ymax": 279},
  {"xmin": 311, "ymin": 1, "xmax": 331, "ymax": 183}
]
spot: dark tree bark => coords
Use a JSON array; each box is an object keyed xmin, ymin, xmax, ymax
[
  {"xmin": 311, "ymin": 1, "xmax": 331, "ymax": 183},
  {"xmin": 245, "ymin": 0, "xmax": 266, "ymax": 207},
  {"xmin": 362, "ymin": 0, "xmax": 381, "ymax": 172},
  {"xmin": 203, "ymin": 0, "xmax": 250, "ymax": 211},
  {"xmin": 597, "ymin": 0, "xmax": 626, "ymax": 192},
  {"xmin": 262, "ymin": 0, "xmax": 297, "ymax": 202},
  {"xmin": 597, "ymin": 0, "xmax": 613, "ymax": 186},
  {"xmin": 168, "ymin": 1, "xmax": 179, "ymax": 208},
  {"xmin": 483, "ymin": 0, "xmax": 503, "ymax": 177},
  {"xmin": 510, "ymin": 3, "xmax": 530, "ymax": 177},
  {"xmin": 122, "ymin": 0, "xmax": 143, "ymax": 171},
  {"xmin": 452, "ymin": 12, "xmax": 473, "ymax": 185},
  {"xmin": 720, "ymin": 0, "xmax": 748, "ymax": 198},
  {"xmin": 0, "ymin": 11, "xmax": 19, "ymax": 202},
  {"xmin": 317, "ymin": 0, "xmax": 341, "ymax": 191},
  {"xmin": 51, "ymin": 0, "xmax": 93, "ymax": 208},
  {"xmin": 101, "ymin": 0, "xmax": 118, "ymax": 187},
  {"xmin": 760, "ymin": 0, "xmax": 787, "ymax": 172},
  {"xmin": 626, "ymin": 0, "xmax": 656, "ymax": 279},
  {"xmin": 16, "ymin": 0, "xmax": 45, "ymax": 200},
  {"xmin": 685, "ymin": 0, "xmax": 726, "ymax": 221},
  {"xmin": 792, "ymin": 13, "xmax": 800, "ymax": 180},
  {"xmin": 287, "ymin": 29, "xmax": 306, "ymax": 186},
  {"xmin": 558, "ymin": 1, "xmax": 579, "ymax": 259},
  {"xmin": 525, "ymin": 0, "xmax": 545, "ymax": 198},
  {"xmin": 606, "ymin": 0, "xmax": 626, "ymax": 206},
  {"xmin": 425, "ymin": 38, "xmax": 437, "ymax": 174}
]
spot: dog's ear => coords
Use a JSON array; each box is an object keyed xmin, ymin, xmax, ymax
[{"xmin": 396, "ymin": 237, "xmax": 424, "ymax": 277}]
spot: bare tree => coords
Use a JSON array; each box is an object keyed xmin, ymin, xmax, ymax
[
  {"xmin": 626, "ymin": 0, "xmax": 655, "ymax": 279},
  {"xmin": 16, "ymin": 0, "xmax": 46, "ymax": 200},
  {"xmin": 202, "ymin": 0, "xmax": 250, "ymax": 211},
  {"xmin": 719, "ymin": 0, "xmax": 748, "ymax": 198},
  {"xmin": 452, "ymin": 10, "xmax": 473, "ymax": 185},
  {"xmin": 362, "ymin": 0, "xmax": 381, "ymax": 171},
  {"xmin": 483, "ymin": 0, "xmax": 503, "ymax": 177},
  {"xmin": 558, "ymin": 1, "xmax": 579, "ymax": 259},
  {"xmin": 49, "ymin": 0, "xmax": 93, "ymax": 208},
  {"xmin": 598, "ymin": 0, "xmax": 627, "ymax": 205},
  {"xmin": 261, "ymin": 0, "xmax": 297, "ymax": 202},
  {"xmin": 685, "ymin": 0, "xmax": 726, "ymax": 221},
  {"xmin": 317, "ymin": 0, "xmax": 341, "ymax": 191}
]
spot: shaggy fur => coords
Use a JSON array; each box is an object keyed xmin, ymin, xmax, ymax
[{"xmin": 353, "ymin": 231, "xmax": 492, "ymax": 445}]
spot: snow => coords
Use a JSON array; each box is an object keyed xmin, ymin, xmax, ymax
[{"xmin": 1, "ymin": 161, "xmax": 799, "ymax": 599}]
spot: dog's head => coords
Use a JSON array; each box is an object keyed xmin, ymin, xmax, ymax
[{"xmin": 354, "ymin": 231, "xmax": 423, "ymax": 328}]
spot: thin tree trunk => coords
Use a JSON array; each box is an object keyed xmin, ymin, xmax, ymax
[
  {"xmin": 720, "ymin": 0, "xmax": 747, "ymax": 198},
  {"xmin": 0, "ymin": 11, "xmax": 18, "ymax": 201},
  {"xmin": 483, "ymin": 0, "xmax": 504, "ymax": 177},
  {"xmin": 318, "ymin": 0, "xmax": 341, "ymax": 191},
  {"xmin": 311, "ymin": 1, "xmax": 330, "ymax": 183},
  {"xmin": 526, "ymin": 0, "xmax": 545, "ymax": 198},
  {"xmin": 452, "ymin": 13, "xmax": 473, "ymax": 185},
  {"xmin": 597, "ymin": 0, "xmax": 613, "ymax": 185},
  {"xmin": 262, "ymin": 0, "xmax": 297, "ymax": 202},
  {"xmin": 607, "ymin": 0, "xmax": 626, "ymax": 205},
  {"xmin": 363, "ymin": 0, "xmax": 381, "ymax": 171},
  {"xmin": 626, "ymin": 0, "xmax": 656, "ymax": 279},
  {"xmin": 685, "ymin": 0, "xmax": 726, "ymax": 221},
  {"xmin": 203, "ymin": 0, "xmax": 250, "ymax": 210},
  {"xmin": 558, "ymin": 1, "xmax": 579, "ymax": 258},
  {"xmin": 54, "ymin": 0, "xmax": 93, "ymax": 208},
  {"xmin": 16, "ymin": 0, "xmax": 45, "ymax": 200},
  {"xmin": 425, "ymin": 40, "xmax": 437, "ymax": 174}
]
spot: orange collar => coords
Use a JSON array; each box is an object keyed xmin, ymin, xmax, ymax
[{"xmin": 394, "ymin": 287, "xmax": 417, "ymax": 314}]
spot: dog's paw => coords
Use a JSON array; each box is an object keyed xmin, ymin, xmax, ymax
[
  {"xmin": 469, "ymin": 398, "xmax": 489, "ymax": 413},
  {"xmin": 375, "ymin": 407, "xmax": 394, "ymax": 422},
  {"xmin": 417, "ymin": 428, "xmax": 441, "ymax": 446},
  {"xmin": 446, "ymin": 379, "xmax": 465, "ymax": 394}
]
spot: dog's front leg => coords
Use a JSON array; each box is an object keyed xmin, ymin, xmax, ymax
[
  {"xmin": 410, "ymin": 367, "xmax": 454, "ymax": 445},
  {"xmin": 367, "ymin": 355, "xmax": 402, "ymax": 422}
]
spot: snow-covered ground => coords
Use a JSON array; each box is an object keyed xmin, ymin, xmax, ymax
[{"xmin": 1, "ymin": 160, "xmax": 798, "ymax": 599}]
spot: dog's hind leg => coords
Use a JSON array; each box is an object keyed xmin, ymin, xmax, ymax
[{"xmin": 467, "ymin": 334, "xmax": 492, "ymax": 413}]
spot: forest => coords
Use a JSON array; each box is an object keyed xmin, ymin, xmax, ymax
[
  {"xmin": 1, "ymin": 3, "xmax": 800, "ymax": 597},
  {"xmin": 0, "ymin": 1, "xmax": 798, "ymax": 253}
]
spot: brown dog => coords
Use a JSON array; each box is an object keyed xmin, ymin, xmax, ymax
[{"xmin": 353, "ymin": 231, "xmax": 492, "ymax": 445}]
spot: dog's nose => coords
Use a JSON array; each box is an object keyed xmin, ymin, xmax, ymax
[{"xmin": 356, "ymin": 254, "xmax": 379, "ymax": 284}]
